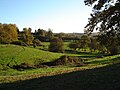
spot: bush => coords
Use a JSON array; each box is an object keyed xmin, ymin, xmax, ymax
[
  {"xmin": 33, "ymin": 39, "xmax": 41, "ymax": 46},
  {"xmin": 53, "ymin": 55, "xmax": 84, "ymax": 66},
  {"xmin": 42, "ymin": 55, "xmax": 84, "ymax": 66},
  {"xmin": 69, "ymin": 42, "xmax": 80, "ymax": 51},
  {"xmin": 109, "ymin": 46, "xmax": 120, "ymax": 55},
  {"xmin": 49, "ymin": 37, "xmax": 64, "ymax": 53}
]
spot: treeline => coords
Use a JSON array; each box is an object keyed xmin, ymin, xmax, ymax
[
  {"xmin": 19, "ymin": 29, "xmax": 80, "ymax": 42},
  {"xmin": 0, "ymin": 23, "xmax": 80, "ymax": 44},
  {"xmin": 69, "ymin": 34, "xmax": 120, "ymax": 55},
  {"xmin": 0, "ymin": 23, "xmax": 120, "ymax": 55}
]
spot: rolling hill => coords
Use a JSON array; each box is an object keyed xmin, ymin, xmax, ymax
[{"xmin": 0, "ymin": 45, "xmax": 63, "ymax": 66}]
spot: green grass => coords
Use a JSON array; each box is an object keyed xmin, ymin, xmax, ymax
[
  {"xmin": 0, "ymin": 66, "xmax": 79, "ymax": 83},
  {"xmin": 0, "ymin": 56, "xmax": 120, "ymax": 90},
  {"xmin": 86, "ymin": 54, "xmax": 120, "ymax": 66},
  {"xmin": 0, "ymin": 44, "xmax": 63, "ymax": 65},
  {"xmin": 64, "ymin": 42, "xmax": 71, "ymax": 50},
  {"xmin": 1, "ymin": 44, "xmax": 120, "ymax": 90},
  {"xmin": 41, "ymin": 42, "xmax": 50, "ymax": 46},
  {"xmin": 0, "ymin": 54, "xmax": 120, "ymax": 83},
  {"xmin": 0, "ymin": 44, "xmax": 97, "ymax": 66},
  {"xmin": 0, "ymin": 66, "xmax": 73, "ymax": 76},
  {"xmin": 39, "ymin": 41, "xmax": 71, "ymax": 50}
]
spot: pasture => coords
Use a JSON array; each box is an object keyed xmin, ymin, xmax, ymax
[{"xmin": 0, "ymin": 44, "xmax": 120, "ymax": 90}]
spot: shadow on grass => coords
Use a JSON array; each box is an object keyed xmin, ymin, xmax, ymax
[
  {"xmin": 78, "ymin": 55, "xmax": 96, "ymax": 59},
  {"xmin": 1, "ymin": 63, "xmax": 120, "ymax": 90},
  {"xmin": 87, "ymin": 56, "xmax": 120, "ymax": 65},
  {"xmin": 65, "ymin": 50, "xmax": 104, "ymax": 59}
]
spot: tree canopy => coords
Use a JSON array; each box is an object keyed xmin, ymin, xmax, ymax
[
  {"xmin": 0, "ymin": 23, "xmax": 18, "ymax": 43},
  {"xmin": 22, "ymin": 28, "xmax": 34, "ymax": 45},
  {"xmin": 84, "ymin": 0, "xmax": 120, "ymax": 34},
  {"xmin": 49, "ymin": 37, "xmax": 64, "ymax": 53}
]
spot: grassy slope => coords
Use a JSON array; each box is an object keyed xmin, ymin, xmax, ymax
[
  {"xmin": 0, "ymin": 56, "xmax": 120, "ymax": 90},
  {"xmin": 0, "ymin": 44, "xmax": 97, "ymax": 66},
  {"xmin": 0, "ymin": 45, "xmax": 63, "ymax": 65},
  {"xmin": 0, "ymin": 54, "xmax": 120, "ymax": 83},
  {"xmin": 1, "ymin": 44, "xmax": 120, "ymax": 89}
]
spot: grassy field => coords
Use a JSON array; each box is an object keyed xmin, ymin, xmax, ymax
[
  {"xmin": 0, "ymin": 55, "xmax": 120, "ymax": 90},
  {"xmin": 0, "ymin": 44, "xmax": 98, "ymax": 66},
  {"xmin": 0, "ymin": 44, "xmax": 120, "ymax": 89},
  {"xmin": 0, "ymin": 44, "xmax": 63, "ymax": 66},
  {"xmin": 39, "ymin": 41, "xmax": 71, "ymax": 51}
]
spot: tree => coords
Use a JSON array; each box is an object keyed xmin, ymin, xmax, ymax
[
  {"xmin": 49, "ymin": 37, "xmax": 64, "ymax": 53},
  {"xmin": 69, "ymin": 41, "xmax": 80, "ymax": 51},
  {"xmin": 84, "ymin": 0, "xmax": 120, "ymax": 54},
  {"xmin": 0, "ymin": 23, "xmax": 18, "ymax": 44},
  {"xmin": 80, "ymin": 35, "xmax": 91, "ymax": 51},
  {"xmin": 98, "ymin": 32, "xmax": 120, "ymax": 54},
  {"xmin": 84, "ymin": 0, "xmax": 120, "ymax": 34},
  {"xmin": 37, "ymin": 29, "xmax": 46, "ymax": 37},
  {"xmin": 55, "ymin": 32, "xmax": 65, "ymax": 38},
  {"xmin": 45, "ymin": 28, "xmax": 54, "ymax": 41},
  {"xmin": 22, "ymin": 28, "xmax": 34, "ymax": 45},
  {"xmin": 33, "ymin": 39, "xmax": 41, "ymax": 48},
  {"xmin": 89, "ymin": 37, "xmax": 98, "ymax": 52},
  {"xmin": 35, "ymin": 29, "xmax": 47, "ymax": 41},
  {"xmin": 97, "ymin": 43, "xmax": 107, "ymax": 54}
]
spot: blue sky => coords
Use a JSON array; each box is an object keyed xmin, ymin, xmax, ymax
[{"xmin": 0, "ymin": 0, "xmax": 92, "ymax": 33}]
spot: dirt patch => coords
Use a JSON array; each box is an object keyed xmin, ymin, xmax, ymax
[
  {"xmin": 42, "ymin": 55, "xmax": 84, "ymax": 66},
  {"xmin": 11, "ymin": 55, "xmax": 85, "ymax": 71}
]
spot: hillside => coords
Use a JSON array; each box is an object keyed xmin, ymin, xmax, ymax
[
  {"xmin": 1, "ymin": 44, "xmax": 120, "ymax": 90},
  {"xmin": 0, "ymin": 45, "xmax": 63, "ymax": 66},
  {"xmin": 0, "ymin": 56, "xmax": 120, "ymax": 90}
]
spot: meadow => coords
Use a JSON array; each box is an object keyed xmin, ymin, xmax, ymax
[
  {"xmin": 0, "ymin": 44, "xmax": 63, "ymax": 65},
  {"xmin": 0, "ymin": 44, "xmax": 120, "ymax": 90}
]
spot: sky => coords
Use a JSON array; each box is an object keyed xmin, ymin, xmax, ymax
[{"xmin": 0, "ymin": 0, "xmax": 92, "ymax": 33}]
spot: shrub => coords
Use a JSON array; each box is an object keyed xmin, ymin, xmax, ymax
[
  {"xmin": 39, "ymin": 55, "xmax": 84, "ymax": 67},
  {"xmin": 49, "ymin": 37, "xmax": 64, "ymax": 53},
  {"xmin": 109, "ymin": 46, "xmax": 120, "ymax": 55},
  {"xmin": 48, "ymin": 55, "xmax": 83, "ymax": 66},
  {"xmin": 69, "ymin": 42, "xmax": 80, "ymax": 51},
  {"xmin": 33, "ymin": 39, "xmax": 41, "ymax": 46}
]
